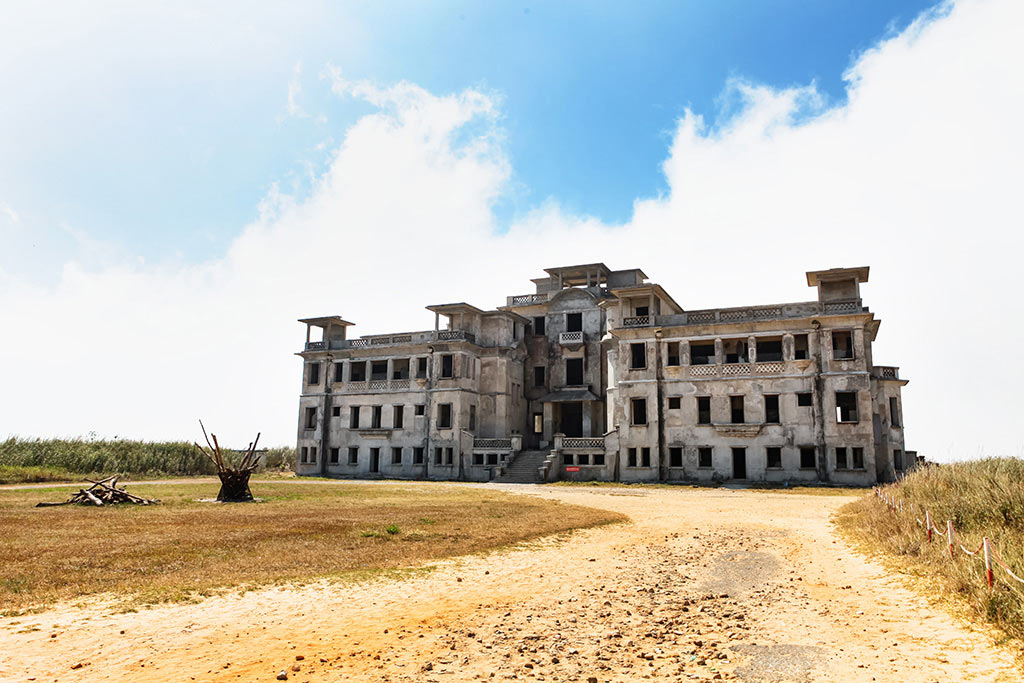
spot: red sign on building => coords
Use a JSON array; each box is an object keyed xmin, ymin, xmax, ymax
[{"xmin": 565, "ymin": 466, "xmax": 581, "ymax": 472}]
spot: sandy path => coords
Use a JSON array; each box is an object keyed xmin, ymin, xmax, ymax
[{"xmin": 1, "ymin": 485, "xmax": 1019, "ymax": 682}]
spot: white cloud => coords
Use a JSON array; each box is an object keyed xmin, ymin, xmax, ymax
[
  {"xmin": 1, "ymin": 0, "xmax": 1022, "ymax": 460},
  {"xmin": 284, "ymin": 60, "xmax": 307, "ymax": 119},
  {"xmin": 0, "ymin": 201, "xmax": 19, "ymax": 228}
]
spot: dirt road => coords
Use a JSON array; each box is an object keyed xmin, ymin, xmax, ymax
[{"xmin": 1, "ymin": 485, "xmax": 1019, "ymax": 682}]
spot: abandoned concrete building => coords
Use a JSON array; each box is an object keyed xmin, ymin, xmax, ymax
[{"xmin": 296, "ymin": 264, "xmax": 910, "ymax": 485}]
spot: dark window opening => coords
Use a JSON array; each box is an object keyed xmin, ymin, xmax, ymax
[
  {"xmin": 852, "ymin": 447, "xmax": 864, "ymax": 469},
  {"xmin": 667, "ymin": 341, "xmax": 680, "ymax": 366},
  {"xmin": 392, "ymin": 447, "xmax": 402, "ymax": 465},
  {"xmin": 627, "ymin": 448, "xmax": 637, "ymax": 467},
  {"xmin": 635, "ymin": 305, "xmax": 649, "ymax": 317},
  {"xmin": 369, "ymin": 447, "xmax": 379, "ymax": 473},
  {"xmin": 393, "ymin": 405, "xmax": 404, "ymax": 429},
  {"xmin": 800, "ymin": 447, "xmax": 816, "ymax": 469},
  {"xmin": 533, "ymin": 316, "xmax": 546, "ymax": 335},
  {"xmin": 309, "ymin": 446, "xmax": 317, "ymax": 463},
  {"xmin": 469, "ymin": 405, "xmax": 476, "ymax": 431},
  {"xmin": 308, "ymin": 363, "xmax": 320, "ymax": 385},
  {"xmin": 434, "ymin": 447, "xmax": 443, "ymax": 465},
  {"xmin": 534, "ymin": 366, "xmax": 546, "ymax": 387},
  {"xmin": 836, "ymin": 447, "xmax": 849, "ymax": 469},
  {"xmin": 487, "ymin": 453, "xmax": 499, "ymax": 466},
  {"xmin": 697, "ymin": 396, "xmax": 711, "ymax": 425},
  {"xmin": 299, "ymin": 447, "xmax": 307, "ymax": 464},
  {"xmin": 370, "ymin": 361, "xmax": 388, "ymax": 381},
  {"xmin": 832, "ymin": 330, "xmax": 854, "ymax": 360},
  {"xmin": 732, "ymin": 447, "xmax": 747, "ymax": 479},
  {"xmin": 889, "ymin": 397, "xmax": 900, "ymax": 427},
  {"xmin": 767, "ymin": 447, "xmax": 782, "ymax": 469},
  {"xmin": 305, "ymin": 407, "xmax": 316, "ymax": 430},
  {"xmin": 415, "ymin": 404, "xmax": 425, "ymax": 416},
  {"xmin": 794, "ymin": 334, "xmax": 809, "ymax": 360},
  {"xmin": 441, "ymin": 354, "xmax": 454, "ymax": 378},
  {"xmin": 631, "ymin": 398, "xmax": 647, "ymax": 425},
  {"xmin": 698, "ymin": 447, "xmax": 713, "ymax": 469},
  {"xmin": 566, "ymin": 358, "xmax": 584, "ymax": 385},
  {"xmin": 894, "ymin": 449, "xmax": 904, "ymax": 471},
  {"xmin": 566, "ymin": 312, "xmax": 582, "ymax": 332},
  {"xmin": 370, "ymin": 405, "xmax": 382, "ymax": 429},
  {"xmin": 578, "ymin": 453, "xmax": 590, "ymax": 466},
  {"xmin": 641, "ymin": 447, "xmax": 651, "ymax": 467},
  {"xmin": 512, "ymin": 323, "xmax": 518, "ymax": 340},
  {"xmin": 445, "ymin": 447, "xmax": 454, "ymax": 465},
  {"xmin": 392, "ymin": 359, "xmax": 410, "ymax": 379},
  {"xmin": 564, "ymin": 453, "xmax": 574, "ymax": 466},
  {"xmin": 348, "ymin": 447, "xmax": 359, "ymax": 465},
  {"xmin": 630, "ymin": 343, "xmax": 646, "ymax": 369},
  {"xmin": 593, "ymin": 453, "xmax": 605, "ymax": 466},
  {"xmin": 331, "ymin": 406, "xmax": 341, "ymax": 418},
  {"xmin": 416, "ymin": 357, "xmax": 428, "ymax": 379},
  {"xmin": 350, "ymin": 361, "xmax": 366, "ymax": 382},
  {"xmin": 413, "ymin": 447, "xmax": 424, "ymax": 465},
  {"xmin": 730, "ymin": 395, "xmax": 745, "ymax": 424},
  {"xmin": 725, "ymin": 339, "xmax": 747, "ymax": 364},
  {"xmin": 438, "ymin": 403, "xmax": 452, "ymax": 429},
  {"xmin": 757, "ymin": 339, "xmax": 783, "ymax": 362},
  {"xmin": 668, "ymin": 396, "xmax": 681, "ymax": 410},
  {"xmin": 670, "ymin": 447, "xmax": 683, "ymax": 467},
  {"xmin": 797, "ymin": 391, "xmax": 813, "ymax": 407},
  {"xmin": 334, "ymin": 362, "xmax": 344, "ymax": 382},
  {"xmin": 835, "ymin": 391, "xmax": 859, "ymax": 423},
  {"xmin": 328, "ymin": 446, "xmax": 340, "ymax": 462},
  {"xmin": 349, "ymin": 406, "xmax": 360, "ymax": 429},
  {"xmin": 691, "ymin": 343, "xmax": 715, "ymax": 365},
  {"xmin": 765, "ymin": 395, "xmax": 780, "ymax": 423},
  {"xmin": 473, "ymin": 452, "xmax": 484, "ymax": 466}
]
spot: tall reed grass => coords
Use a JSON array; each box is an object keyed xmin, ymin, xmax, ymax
[
  {"xmin": 0, "ymin": 437, "xmax": 294, "ymax": 482},
  {"xmin": 837, "ymin": 457, "xmax": 1024, "ymax": 643}
]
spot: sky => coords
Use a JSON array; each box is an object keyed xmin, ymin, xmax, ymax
[{"xmin": 1, "ymin": 0, "xmax": 1022, "ymax": 459}]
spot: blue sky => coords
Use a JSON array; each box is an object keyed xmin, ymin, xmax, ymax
[
  {"xmin": 3, "ymin": 0, "xmax": 1023, "ymax": 459},
  {"xmin": 2, "ymin": 1, "xmax": 938, "ymax": 278}
]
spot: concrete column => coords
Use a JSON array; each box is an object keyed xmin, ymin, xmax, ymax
[
  {"xmin": 543, "ymin": 402, "xmax": 555, "ymax": 442},
  {"xmin": 305, "ymin": 325, "xmax": 311, "ymax": 345},
  {"xmin": 387, "ymin": 358, "xmax": 394, "ymax": 381},
  {"xmin": 747, "ymin": 336, "xmax": 757, "ymax": 363},
  {"xmin": 681, "ymin": 340, "xmax": 691, "ymax": 365},
  {"xmin": 648, "ymin": 293, "xmax": 654, "ymax": 316},
  {"xmin": 782, "ymin": 333, "xmax": 795, "ymax": 362},
  {"xmin": 714, "ymin": 338, "xmax": 724, "ymax": 365},
  {"xmin": 582, "ymin": 402, "xmax": 592, "ymax": 436},
  {"xmin": 434, "ymin": 311, "xmax": 440, "ymax": 333},
  {"xmin": 343, "ymin": 360, "xmax": 352, "ymax": 382}
]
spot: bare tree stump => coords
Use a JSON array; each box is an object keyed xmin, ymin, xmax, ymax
[{"xmin": 216, "ymin": 469, "xmax": 254, "ymax": 502}]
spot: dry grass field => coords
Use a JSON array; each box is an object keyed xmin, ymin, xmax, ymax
[{"xmin": 0, "ymin": 481, "xmax": 624, "ymax": 613}]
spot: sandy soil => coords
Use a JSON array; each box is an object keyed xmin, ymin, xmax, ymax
[{"xmin": 1, "ymin": 484, "xmax": 1019, "ymax": 682}]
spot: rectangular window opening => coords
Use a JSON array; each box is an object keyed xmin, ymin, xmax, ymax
[
  {"xmin": 697, "ymin": 396, "xmax": 711, "ymax": 425},
  {"xmin": 668, "ymin": 396, "xmax": 681, "ymax": 410},
  {"xmin": 767, "ymin": 447, "xmax": 782, "ymax": 469},
  {"xmin": 794, "ymin": 334, "xmax": 809, "ymax": 360},
  {"xmin": 800, "ymin": 447, "xmax": 816, "ymax": 469},
  {"xmin": 371, "ymin": 405, "xmax": 382, "ymax": 429},
  {"xmin": 348, "ymin": 447, "xmax": 358, "ymax": 465},
  {"xmin": 566, "ymin": 358, "xmax": 584, "ymax": 385},
  {"xmin": 304, "ymin": 407, "xmax": 316, "ymax": 430},
  {"xmin": 308, "ymin": 362, "xmax": 320, "ymax": 385},
  {"xmin": 835, "ymin": 391, "xmax": 859, "ymax": 423},
  {"xmin": 393, "ymin": 405, "xmax": 404, "ymax": 429},
  {"xmin": 832, "ymin": 330, "xmax": 854, "ymax": 360},
  {"xmin": 852, "ymin": 447, "xmax": 864, "ymax": 470},
  {"xmin": 630, "ymin": 342, "xmax": 646, "ymax": 369},
  {"xmin": 669, "ymin": 447, "xmax": 683, "ymax": 467},
  {"xmin": 730, "ymin": 395, "xmax": 745, "ymax": 424},
  {"xmin": 334, "ymin": 362, "xmax": 344, "ymax": 383},
  {"xmin": 641, "ymin": 447, "xmax": 651, "ymax": 468},
  {"xmin": 438, "ymin": 403, "xmax": 452, "ymax": 429},
  {"xmin": 889, "ymin": 397, "xmax": 900, "ymax": 427},
  {"xmin": 566, "ymin": 312, "xmax": 582, "ymax": 332},
  {"xmin": 627, "ymin": 448, "xmax": 637, "ymax": 467},
  {"xmin": 533, "ymin": 413, "xmax": 543, "ymax": 434},
  {"xmin": 631, "ymin": 398, "xmax": 647, "ymax": 425},
  {"xmin": 534, "ymin": 365, "xmax": 545, "ymax": 387},
  {"xmin": 413, "ymin": 447, "xmax": 424, "ymax": 465},
  {"xmin": 392, "ymin": 358, "xmax": 410, "ymax": 380},
  {"xmin": 415, "ymin": 404, "xmax": 425, "ymax": 416},
  {"xmin": 329, "ymin": 447, "xmax": 339, "ymax": 465},
  {"xmin": 667, "ymin": 342, "xmax": 680, "ymax": 366},
  {"xmin": 392, "ymin": 447, "xmax": 403, "ymax": 465},
  {"xmin": 698, "ymin": 447, "xmax": 713, "ymax": 469},
  {"xmin": 416, "ymin": 357, "xmax": 428, "ymax": 379},
  {"xmin": 765, "ymin": 395, "xmax": 780, "ymax": 424},
  {"xmin": 441, "ymin": 354, "xmax": 454, "ymax": 378},
  {"xmin": 691, "ymin": 343, "xmax": 715, "ymax": 365},
  {"xmin": 797, "ymin": 391, "xmax": 813, "ymax": 407},
  {"xmin": 350, "ymin": 361, "xmax": 366, "ymax": 382},
  {"xmin": 836, "ymin": 446, "xmax": 848, "ymax": 470},
  {"xmin": 370, "ymin": 361, "xmax": 388, "ymax": 381},
  {"xmin": 349, "ymin": 406, "xmax": 360, "ymax": 429},
  {"xmin": 533, "ymin": 316, "xmax": 546, "ymax": 335}
]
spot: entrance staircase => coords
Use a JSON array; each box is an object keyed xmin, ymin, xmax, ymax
[{"xmin": 494, "ymin": 450, "xmax": 549, "ymax": 483}]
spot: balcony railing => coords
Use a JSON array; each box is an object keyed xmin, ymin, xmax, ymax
[
  {"xmin": 612, "ymin": 300, "xmax": 866, "ymax": 330},
  {"xmin": 341, "ymin": 379, "xmax": 416, "ymax": 393},
  {"xmin": 436, "ymin": 330, "xmax": 476, "ymax": 343},
  {"xmin": 676, "ymin": 360, "xmax": 805, "ymax": 379},
  {"xmin": 506, "ymin": 293, "xmax": 550, "ymax": 306},
  {"xmin": 874, "ymin": 365, "xmax": 900, "ymax": 380},
  {"xmin": 305, "ymin": 341, "xmax": 326, "ymax": 351},
  {"xmin": 561, "ymin": 437, "xmax": 605, "ymax": 450},
  {"xmin": 474, "ymin": 438, "xmax": 512, "ymax": 449},
  {"xmin": 559, "ymin": 330, "xmax": 584, "ymax": 345},
  {"xmin": 621, "ymin": 315, "xmax": 651, "ymax": 328}
]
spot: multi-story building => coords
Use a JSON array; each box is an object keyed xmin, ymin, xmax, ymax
[{"xmin": 296, "ymin": 264, "xmax": 910, "ymax": 485}]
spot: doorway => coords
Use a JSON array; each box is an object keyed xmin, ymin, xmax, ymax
[
  {"xmin": 560, "ymin": 402, "xmax": 583, "ymax": 437},
  {"xmin": 370, "ymin": 447, "xmax": 380, "ymax": 474},
  {"xmin": 731, "ymin": 447, "xmax": 746, "ymax": 479}
]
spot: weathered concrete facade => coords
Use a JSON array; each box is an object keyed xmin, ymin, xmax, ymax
[{"xmin": 297, "ymin": 264, "xmax": 910, "ymax": 485}]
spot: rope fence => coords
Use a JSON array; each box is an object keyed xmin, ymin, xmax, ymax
[{"xmin": 873, "ymin": 486, "xmax": 1024, "ymax": 590}]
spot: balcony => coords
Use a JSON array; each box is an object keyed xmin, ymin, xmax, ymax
[
  {"xmin": 505, "ymin": 293, "xmax": 551, "ymax": 307},
  {"xmin": 558, "ymin": 330, "xmax": 584, "ymax": 346},
  {"xmin": 305, "ymin": 341, "xmax": 326, "ymax": 351},
  {"xmin": 621, "ymin": 315, "xmax": 652, "ymax": 328},
  {"xmin": 342, "ymin": 379, "xmax": 416, "ymax": 393},
  {"xmin": 680, "ymin": 360, "xmax": 806, "ymax": 379},
  {"xmin": 436, "ymin": 329, "xmax": 476, "ymax": 343},
  {"xmin": 874, "ymin": 366, "xmax": 900, "ymax": 380},
  {"xmin": 561, "ymin": 436, "xmax": 605, "ymax": 450}
]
